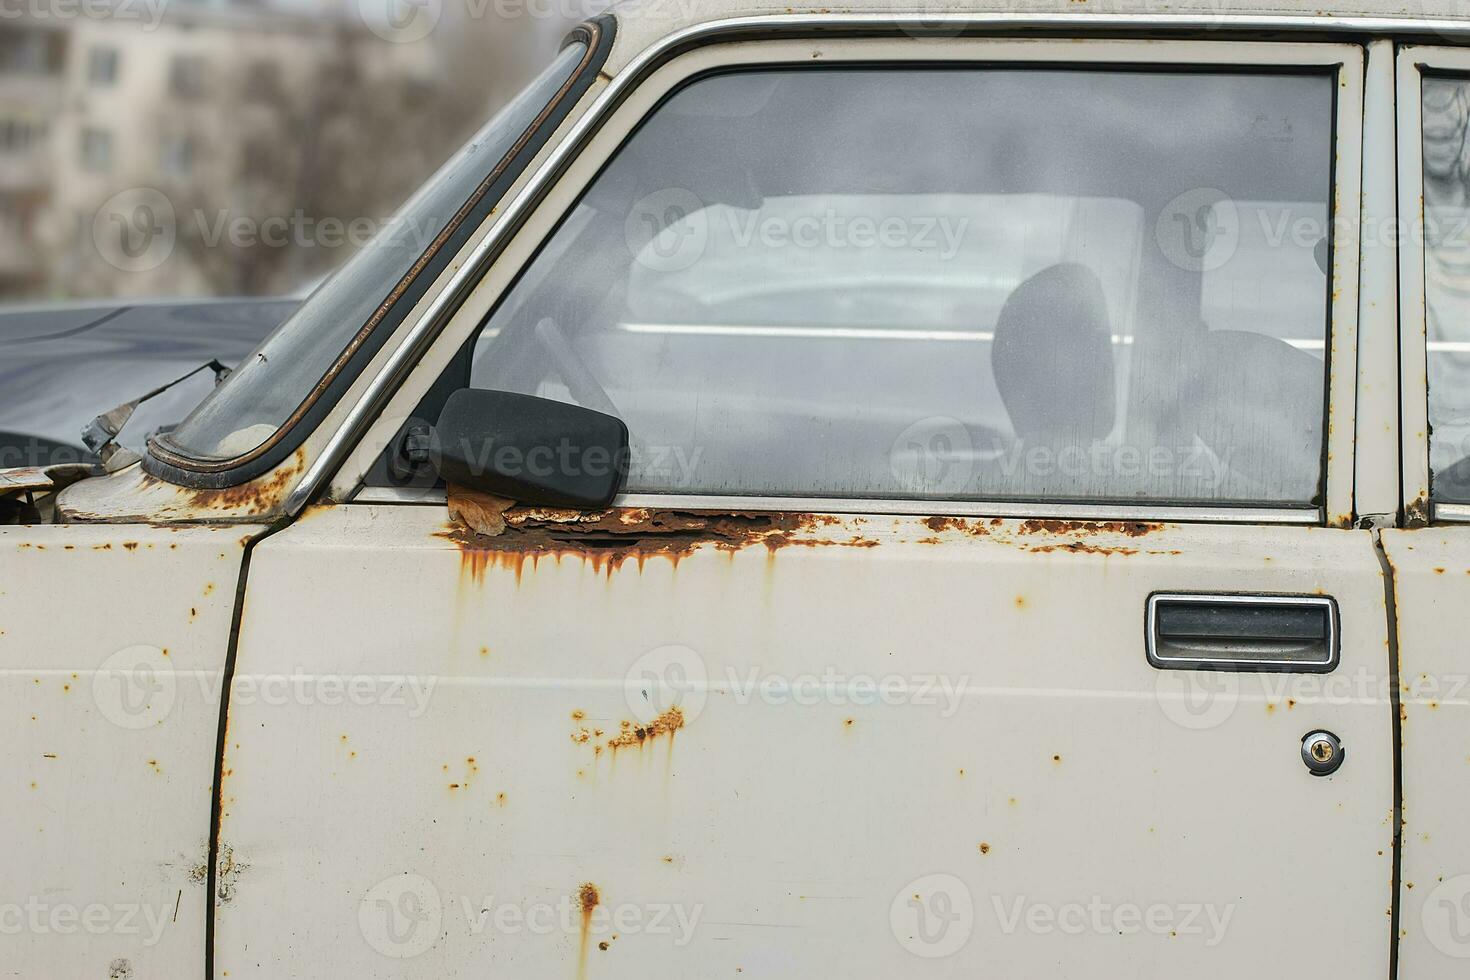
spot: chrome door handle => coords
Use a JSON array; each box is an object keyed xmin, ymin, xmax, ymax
[{"xmin": 1146, "ymin": 593, "xmax": 1339, "ymax": 672}]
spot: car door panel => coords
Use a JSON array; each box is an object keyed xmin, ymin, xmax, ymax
[{"xmin": 213, "ymin": 503, "xmax": 1390, "ymax": 978}]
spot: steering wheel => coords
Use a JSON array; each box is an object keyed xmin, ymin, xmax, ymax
[{"xmin": 533, "ymin": 317, "xmax": 621, "ymax": 418}]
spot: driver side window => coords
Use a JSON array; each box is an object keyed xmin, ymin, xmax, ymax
[{"xmin": 465, "ymin": 65, "xmax": 1334, "ymax": 507}]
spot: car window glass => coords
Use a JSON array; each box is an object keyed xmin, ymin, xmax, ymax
[
  {"xmin": 465, "ymin": 66, "xmax": 1334, "ymax": 506},
  {"xmin": 1423, "ymin": 75, "xmax": 1470, "ymax": 503}
]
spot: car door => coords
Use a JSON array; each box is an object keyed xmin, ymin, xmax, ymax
[
  {"xmin": 1381, "ymin": 44, "xmax": 1470, "ymax": 980},
  {"xmin": 212, "ymin": 34, "xmax": 1394, "ymax": 980}
]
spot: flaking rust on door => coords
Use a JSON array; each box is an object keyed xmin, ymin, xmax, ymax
[
  {"xmin": 438, "ymin": 504, "xmax": 1174, "ymax": 584},
  {"xmin": 438, "ymin": 502, "xmax": 873, "ymax": 581}
]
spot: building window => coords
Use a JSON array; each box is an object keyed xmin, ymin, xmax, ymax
[
  {"xmin": 87, "ymin": 47, "xmax": 119, "ymax": 86},
  {"xmin": 162, "ymin": 134, "xmax": 194, "ymax": 178},
  {"xmin": 80, "ymin": 127, "xmax": 112, "ymax": 173},
  {"xmin": 244, "ymin": 59, "xmax": 281, "ymax": 103},
  {"xmin": 0, "ymin": 119, "xmax": 44, "ymax": 152},
  {"xmin": 169, "ymin": 56, "xmax": 207, "ymax": 100}
]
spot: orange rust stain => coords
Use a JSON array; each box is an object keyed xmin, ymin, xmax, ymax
[
  {"xmin": 604, "ymin": 707, "xmax": 685, "ymax": 754},
  {"xmin": 1017, "ymin": 519, "xmax": 1161, "ymax": 537},
  {"xmin": 495, "ymin": 792, "xmax": 507, "ymax": 807},
  {"xmin": 571, "ymin": 710, "xmax": 585, "ymax": 721},
  {"xmin": 122, "ymin": 542, "xmax": 138, "ymax": 551},
  {"xmin": 1435, "ymin": 567, "xmax": 1447, "ymax": 575},
  {"xmin": 1052, "ymin": 754, "xmax": 1062, "ymax": 763},
  {"xmin": 578, "ymin": 882, "xmax": 600, "ymax": 978},
  {"xmin": 440, "ymin": 508, "xmax": 876, "ymax": 583},
  {"xmin": 1014, "ymin": 595, "xmax": 1026, "ymax": 609},
  {"xmin": 178, "ymin": 448, "xmax": 306, "ymax": 516},
  {"xmin": 1026, "ymin": 541, "xmax": 1139, "ymax": 556},
  {"xmin": 978, "ymin": 842, "xmax": 991, "ymax": 855}
]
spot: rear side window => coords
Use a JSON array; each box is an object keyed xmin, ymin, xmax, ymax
[
  {"xmin": 469, "ymin": 66, "xmax": 1335, "ymax": 506},
  {"xmin": 1423, "ymin": 75, "xmax": 1470, "ymax": 504}
]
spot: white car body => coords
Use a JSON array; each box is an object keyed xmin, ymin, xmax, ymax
[{"xmin": 4, "ymin": 3, "xmax": 1470, "ymax": 978}]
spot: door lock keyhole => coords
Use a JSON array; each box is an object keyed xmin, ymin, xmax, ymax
[{"xmin": 1301, "ymin": 730, "xmax": 1345, "ymax": 776}]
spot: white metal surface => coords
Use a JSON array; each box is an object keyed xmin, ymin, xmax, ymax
[
  {"xmin": 215, "ymin": 504, "xmax": 1392, "ymax": 978},
  {"xmin": 0, "ymin": 522, "xmax": 259, "ymax": 977},
  {"xmin": 1381, "ymin": 530, "xmax": 1470, "ymax": 978},
  {"xmin": 1356, "ymin": 39, "xmax": 1403, "ymax": 522}
]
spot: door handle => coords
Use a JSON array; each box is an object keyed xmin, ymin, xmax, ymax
[{"xmin": 1146, "ymin": 593, "xmax": 1338, "ymax": 672}]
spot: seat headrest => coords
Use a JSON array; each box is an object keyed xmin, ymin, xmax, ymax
[{"xmin": 991, "ymin": 262, "xmax": 1116, "ymax": 444}]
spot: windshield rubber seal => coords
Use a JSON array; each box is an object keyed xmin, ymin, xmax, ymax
[{"xmin": 142, "ymin": 15, "xmax": 615, "ymax": 490}]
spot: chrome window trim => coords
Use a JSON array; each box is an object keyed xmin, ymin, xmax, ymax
[
  {"xmin": 350, "ymin": 485, "xmax": 1321, "ymax": 525},
  {"xmin": 293, "ymin": 13, "xmax": 1380, "ymax": 519},
  {"xmin": 1431, "ymin": 502, "xmax": 1470, "ymax": 524},
  {"xmin": 1146, "ymin": 592, "xmax": 1341, "ymax": 672}
]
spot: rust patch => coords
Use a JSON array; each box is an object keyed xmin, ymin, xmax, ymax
[
  {"xmin": 1024, "ymin": 542, "xmax": 1139, "ymax": 557},
  {"xmin": 605, "ymin": 707, "xmax": 684, "ymax": 752},
  {"xmin": 578, "ymin": 882, "xmax": 600, "ymax": 978},
  {"xmin": 1406, "ymin": 491, "xmax": 1431, "ymax": 527},
  {"xmin": 978, "ymin": 842, "xmax": 990, "ymax": 855},
  {"xmin": 177, "ymin": 449, "xmax": 306, "ymax": 516},
  {"xmin": 1017, "ymin": 519, "xmax": 1161, "ymax": 537},
  {"xmin": 440, "ymin": 507, "xmax": 855, "ymax": 580}
]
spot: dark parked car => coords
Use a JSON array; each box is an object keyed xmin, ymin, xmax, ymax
[{"xmin": 0, "ymin": 297, "xmax": 297, "ymax": 470}]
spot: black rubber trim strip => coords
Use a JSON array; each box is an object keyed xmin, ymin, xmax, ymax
[
  {"xmin": 143, "ymin": 15, "xmax": 616, "ymax": 491},
  {"xmin": 1371, "ymin": 528, "xmax": 1404, "ymax": 980},
  {"xmin": 203, "ymin": 516, "xmax": 291, "ymax": 980}
]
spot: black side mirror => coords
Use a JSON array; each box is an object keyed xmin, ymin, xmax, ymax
[{"xmin": 430, "ymin": 389, "xmax": 629, "ymax": 509}]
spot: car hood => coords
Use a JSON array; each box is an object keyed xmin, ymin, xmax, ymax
[{"xmin": 0, "ymin": 298, "xmax": 298, "ymax": 468}]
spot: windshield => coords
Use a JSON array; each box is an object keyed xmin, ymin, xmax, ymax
[{"xmin": 157, "ymin": 41, "xmax": 590, "ymax": 464}]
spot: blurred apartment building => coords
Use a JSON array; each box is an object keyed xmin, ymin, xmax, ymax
[{"xmin": 0, "ymin": 0, "xmax": 564, "ymax": 301}]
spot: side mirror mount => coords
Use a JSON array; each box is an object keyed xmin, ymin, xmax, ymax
[{"xmin": 430, "ymin": 389, "xmax": 629, "ymax": 510}]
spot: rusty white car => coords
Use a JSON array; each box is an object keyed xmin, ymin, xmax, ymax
[{"xmin": 10, "ymin": 1, "xmax": 1470, "ymax": 977}]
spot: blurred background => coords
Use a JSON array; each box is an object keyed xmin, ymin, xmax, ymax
[{"xmin": 0, "ymin": 0, "xmax": 605, "ymax": 305}]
